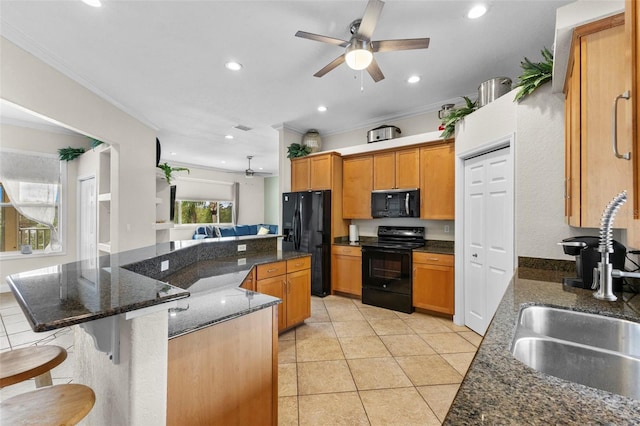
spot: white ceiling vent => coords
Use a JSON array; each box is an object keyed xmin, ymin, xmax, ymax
[{"xmin": 234, "ymin": 124, "xmax": 252, "ymax": 132}]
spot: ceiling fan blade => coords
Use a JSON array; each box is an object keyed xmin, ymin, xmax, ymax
[
  {"xmin": 295, "ymin": 31, "xmax": 349, "ymax": 47},
  {"xmin": 366, "ymin": 57, "xmax": 385, "ymax": 82},
  {"xmin": 372, "ymin": 38, "xmax": 430, "ymax": 53},
  {"xmin": 314, "ymin": 54, "xmax": 346, "ymax": 78},
  {"xmin": 357, "ymin": 0, "xmax": 384, "ymax": 41}
]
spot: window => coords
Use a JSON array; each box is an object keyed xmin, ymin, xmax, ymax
[
  {"xmin": 174, "ymin": 200, "xmax": 233, "ymax": 225},
  {"xmin": 0, "ymin": 150, "xmax": 64, "ymax": 254}
]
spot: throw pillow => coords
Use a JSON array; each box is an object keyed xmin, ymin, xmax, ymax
[{"xmin": 257, "ymin": 226, "xmax": 270, "ymax": 235}]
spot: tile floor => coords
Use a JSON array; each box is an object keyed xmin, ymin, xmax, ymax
[
  {"xmin": 278, "ymin": 295, "xmax": 482, "ymax": 426},
  {"xmin": 0, "ymin": 292, "xmax": 482, "ymax": 425}
]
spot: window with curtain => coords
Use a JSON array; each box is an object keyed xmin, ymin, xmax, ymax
[
  {"xmin": 175, "ymin": 200, "xmax": 233, "ymax": 225},
  {"xmin": 0, "ymin": 150, "xmax": 64, "ymax": 254}
]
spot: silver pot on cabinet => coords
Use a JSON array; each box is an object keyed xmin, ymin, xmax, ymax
[
  {"xmin": 367, "ymin": 125, "xmax": 401, "ymax": 143},
  {"xmin": 478, "ymin": 77, "xmax": 512, "ymax": 107}
]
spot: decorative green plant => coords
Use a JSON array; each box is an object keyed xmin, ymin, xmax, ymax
[
  {"xmin": 286, "ymin": 143, "xmax": 311, "ymax": 159},
  {"xmin": 157, "ymin": 162, "xmax": 190, "ymax": 185},
  {"xmin": 439, "ymin": 96, "xmax": 478, "ymax": 139},
  {"xmin": 58, "ymin": 147, "xmax": 85, "ymax": 161},
  {"xmin": 513, "ymin": 47, "xmax": 554, "ymax": 102},
  {"xmin": 89, "ymin": 137, "xmax": 104, "ymax": 149}
]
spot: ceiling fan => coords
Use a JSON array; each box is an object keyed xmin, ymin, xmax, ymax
[
  {"xmin": 295, "ymin": 0, "xmax": 430, "ymax": 82},
  {"xmin": 243, "ymin": 156, "xmax": 271, "ymax": 178}
]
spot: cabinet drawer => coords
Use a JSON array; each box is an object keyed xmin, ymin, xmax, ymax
[
  {"xmin": 413, "ymin": 252, "xmax": 454, "ymax": 266},
  {"xmin": 331, "ymin": 245, "xmax": 362, "ymax": 257},
  {"xmin": 287, "ymin": 256, "xmax": 311, "ymax": 273},
  {"xmin": 256, "ymin": 261, "xmax": 287, "ymax": 280}
]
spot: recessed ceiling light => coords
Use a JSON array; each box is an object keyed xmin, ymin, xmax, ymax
[
  {"xmin": 170, "ymin": 152, "xmax": 177, "ymax": 156},
  {"xmin": 220, "ymin": 160, "xmax": 226, "ymax": 164},
  {"xmin": 468, "ymin": 4, "xmax": 487, "ymax": 19},
  {"xmin": 407, "ymin": 75, "xmax": 421, "ymax": 84},
  {"xmin": 317, "ymin": 105, "xmax": 327, "ymax": 112},
  {"xmin": 225, "ymin": 61, "xmax": 243, "ymax": 71},
  {"xmin": 82, "ymin": 0, "xmax": 102, "ymax": 7},
  {"xmin": 225, "ymin": 134, "xmax": 234, "ymax": 140}
]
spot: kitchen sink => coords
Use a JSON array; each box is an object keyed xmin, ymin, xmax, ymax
[
  {"xmin": 518, "ymin": 306, "xmax": 640, "ymax": 356},
  {"xmin": 511, "ymin": 306, "xmax": 640, "ymax": 400}
]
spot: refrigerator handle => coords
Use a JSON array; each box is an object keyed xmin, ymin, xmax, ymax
[
  {"xmin": 294, "ymin": 208, "xmax": 302, "ymax": 250},
  {"xmin": 317, "ymin": 193, "xmax": 324, "ymax": 233}
]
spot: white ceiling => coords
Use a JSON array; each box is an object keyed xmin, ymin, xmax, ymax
[{"xmin": 0, "ymin": 0, "xmax": 571, "ymax": 175}]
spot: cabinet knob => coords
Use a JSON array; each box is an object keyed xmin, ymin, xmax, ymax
[{"xmin": 472, "ymin": 253, "xmax": 478, "ymax": 258}]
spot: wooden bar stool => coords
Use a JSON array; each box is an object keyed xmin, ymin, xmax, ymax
[
  {"xmin": 1, "ymin": 383, "xmax": 95, "ymax": 425},
  {"xmin": 0, "ymin": 345, "xmax": 67, "ymax": 388}
]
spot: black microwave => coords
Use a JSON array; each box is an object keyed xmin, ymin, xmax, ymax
[{"xmin": 371, "ymin": 189, "xmax": 420, "ymax": 218}]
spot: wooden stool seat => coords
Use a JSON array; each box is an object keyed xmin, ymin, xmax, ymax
[
  {"xmin": 0, "ymin": 345, "xmax": 67, "ymax": 388},
  {"xmin": 0, "ymin": 384, "xmax": 95, "ymax": 425}
]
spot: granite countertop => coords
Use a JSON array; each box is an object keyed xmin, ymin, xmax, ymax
[
  {"xmin": 165, "ymin": 251, "xmax": 311, "ymax": 338},
  {"xmin": 6, "ymin": 235, "xmax": 282, "ymax": 333},
  {"xmin": 7, "ymin": 260, "xmax": 189, "ymax": 332},
  {"xmin": 445, "ymin": 268, "xmax": 640, "ymax": 424}
]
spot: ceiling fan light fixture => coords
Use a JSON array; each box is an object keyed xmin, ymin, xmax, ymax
[
  {"xmin": 345, "ymin": 39, "xmax": 373, "ymax": 71},
  {"xmin": 225, "ymin": 61, "xmax": 243, "ymax": 71},
  {"xmin": 407, "ymin": 75, "xmax": 421, "ymax": 84}
]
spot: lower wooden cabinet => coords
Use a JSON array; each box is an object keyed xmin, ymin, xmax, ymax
[
  {"xmin": 331, "ymin": 245, "xmax": 362, "ymax": 297},
  {"xmin": 256, "ymin": 256, "xmax": 311, "ymax": 332},
  {"xmin": 412, "ymin": 252, "xmax": 454, "ymax": 315},
  {"xmin": 167, "ymin": 307, "xmax": 277, "ymax": 425}
]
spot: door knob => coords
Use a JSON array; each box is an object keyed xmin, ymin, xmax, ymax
[{"xmin": 472, "ymin": 253, "xmax": 478, "ymax": 258}]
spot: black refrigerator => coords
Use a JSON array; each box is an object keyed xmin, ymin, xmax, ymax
[{"xmin": 282, "ymin": 190, "xmax": 331, "ymax": 297}]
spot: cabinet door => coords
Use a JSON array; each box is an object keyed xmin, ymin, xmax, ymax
[
  {"xmin": 625, "ymin": 0, "xmax": 640, "ymax": 248},
  {"xmin": 310, "ymin": 155, "xmax": 332, "ymax": 190},
  {"xmin": 395, "ymin": 148, "xmax": 420, "ymax": 189},
  {"xmin": 257, "ymin": 275, "xmax": 287, "ymax": 331},
  {"xmin": 343, "ymin": 156, "xmax": 373, "ymax": 219},
  {"xmin": 240, "ymin": 268, "xmax": 255, "ymax": 291},
  {"xmin": 420, "ymin": 143, "xmax": 455, "ymax": 220},
  {"xmin": 570, "ymin": 18, "xmax": 632, "ymax": 228},
  {"xmin": 291, "ymin": 158, "xmax": 310, "ymax": 192},
  {"xmin": 413, "ymin": 263, "xmax": 454, "ymax": 314},
  {"xmin": 373, "ymin": 152, "xmax": 396, "ymax": 190},
  {"xmin": 285, "ymin": 269, "xmax": 311, "ymax": 327},
  {"xmin": 331, "ymin": 246, "xmax": 362, "ymax": 296}
]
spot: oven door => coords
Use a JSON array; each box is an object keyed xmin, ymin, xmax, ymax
[{"xmin": 361, "ymin": 246, "xmax": 413, "ymax": 313}]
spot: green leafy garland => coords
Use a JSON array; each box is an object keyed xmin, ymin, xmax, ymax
[
  {"xmin": 157, "ymin": 162, "xmax": 190, "ymax": 185},
  {"xmin": 439, "ymin": 96, "xmax": 478, "ymax": 140},
  {"xmin": 58, "ymin": 147, "xmax": 86, "ymax": 161},
  {"xmin": 286, "ymin": 143, "xmax": 311, "ymax": 159},
  {"xmin": 514, "ymin": 47, "xmax": 553, "ymax": 102}
]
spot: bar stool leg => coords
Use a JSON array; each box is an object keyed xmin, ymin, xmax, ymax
[{"xmin": 34, "ymin": 371, "xmax": 53, "ymax": 388}]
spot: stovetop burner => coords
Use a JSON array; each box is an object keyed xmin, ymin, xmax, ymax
[{"xmin": 360, "ymin": 225, "xmax": 425, "ymax": 250}]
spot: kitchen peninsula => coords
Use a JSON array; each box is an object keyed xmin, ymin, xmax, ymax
[{"xmin": 7, "ymin": 235, "xmax": 309, "ymax": 425}]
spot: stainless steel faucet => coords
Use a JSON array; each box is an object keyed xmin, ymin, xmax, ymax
[{"xmin": 591, "ymin": 191, "xmax": 640, "ymax": 300}]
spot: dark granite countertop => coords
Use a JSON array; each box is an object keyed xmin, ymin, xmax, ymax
[
  {"xmin": 6, "ymin": 235, "xmax": 282, "ymax": 333},
  {"xmin": 164, "ymin": 251, "xmax": 311, "ymax": 338},
  {"xmin": 7, "ymin": 260, "xmax": 189, "ymax": 332},
  {"xmin": 445, "ymin": 267, "xmax": 640, "ymax": 424}
]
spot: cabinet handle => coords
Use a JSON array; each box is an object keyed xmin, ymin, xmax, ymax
[
  {"xmin": 426, "ymin": 258, "xmax": 439, "ymax": 261},
  {"xmin": 612, "ymin": 91, "xmax": 631, "ymax": 160},
  {"xmin": 267, "ymin": 268, "xmax": 278, "ymax": 273}
]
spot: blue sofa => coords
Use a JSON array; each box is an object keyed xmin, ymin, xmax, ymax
[{"xmin": 193, "ymin": 224, "xmax": 278, "ymax": 239}]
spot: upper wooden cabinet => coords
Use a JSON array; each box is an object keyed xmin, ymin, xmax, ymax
[
  {"xmin": 291, "ymin": 152, "xmax": 338, "ymax": 191},
  {"xmin": 565, "ymin": 14, "xmax": 633, "ymax": 228},
  {"xmin": 373, "ymin": 148, "xmax": 420, "ymax": 190},
  {"xmin": 625, "ymin": 0, "xmax": 640, "ymax": 248},
  {"xmin": 343, "ymin": 155, "xmax": 373, "ymax": 219},
  {"xmin": 420, "ymin": 142, "xmax": 455, "ymax": 220}
]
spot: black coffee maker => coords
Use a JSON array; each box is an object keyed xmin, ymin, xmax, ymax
[{"xmin": 559, "ymin": 236, "xmax": 627, "ymax": 291}]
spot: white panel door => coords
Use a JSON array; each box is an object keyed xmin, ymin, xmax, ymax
[{"xmin": 464, "ymin": 147, "xmax": 513, "ymax": 335}]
